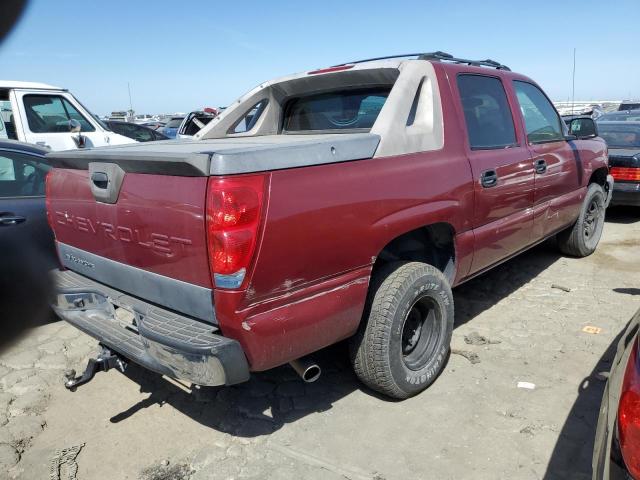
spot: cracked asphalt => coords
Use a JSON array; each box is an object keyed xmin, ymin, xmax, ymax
[{"xmin": 1, "ymin": 207, "xmax": 639, "ymax": 480}]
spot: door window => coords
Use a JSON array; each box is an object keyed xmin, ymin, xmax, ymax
[
  {"xmin": 457, "ymin": 75, "xmax": 517, "ymax": 149},
  {"xmin": 514, "ymin": 81, "xmax": 564, "ymax": 144},
  {"xmin": 23, "ymin": 95, "xmax": 95, "ymax": 133},
  {"xmin": 0, "ymin": 152, "xmax": 50, "ymax": 198}
]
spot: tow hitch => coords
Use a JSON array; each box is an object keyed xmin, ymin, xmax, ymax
[{"xmin": 64, "ymin": 346, "xmax": 127, "ymax": 391}]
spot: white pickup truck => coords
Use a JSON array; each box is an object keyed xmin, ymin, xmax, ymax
[{"xmin": 0, "ymin": 81, "xmax": 134, "ymax": 151}]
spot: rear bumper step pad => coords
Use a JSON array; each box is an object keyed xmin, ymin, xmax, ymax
[{"xmin": 51, "ymin": 269, "xmax": 249, "ymax": 386}]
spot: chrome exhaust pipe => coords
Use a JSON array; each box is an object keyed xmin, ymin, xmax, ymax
[{"xmin": 289, "ymin": 357, "xmax": 321, "ymax": 383}]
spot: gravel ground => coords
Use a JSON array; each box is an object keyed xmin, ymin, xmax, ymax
[{"xmin": 1, "ymin": 207, "xmax": 639, "ymax": 480}]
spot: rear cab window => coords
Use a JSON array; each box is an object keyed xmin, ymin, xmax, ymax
[
  {"xmin": 457, "ymin": 75, "xmax": 517, "ymax": 149},
  {"xmin": 513, "ymin": 81, "xmax": 564, "ymax": 144},
  {"xmin": 23, "ymin": 94, "xmax": 95, "ymax": 133},
  {"xmin": 282, "ymin": 88, "xmax": 391, "ymax": 133},
  {"xmin": 598, "ymin": 124, "xmax": 640, "ymax": 148}
]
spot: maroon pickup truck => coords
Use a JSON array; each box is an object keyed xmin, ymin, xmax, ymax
[{"xmin": 47, "ymin": 52, "xmax": 613, "ymax": 399}]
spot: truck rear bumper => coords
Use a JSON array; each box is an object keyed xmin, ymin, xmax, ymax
[
  {"xmin": 51, "ymin": 269, "xmax": 250, "ymax": 386},
  {"xmin": 610, "ymin": 181, "xmax": 640, "ymax": 207}
]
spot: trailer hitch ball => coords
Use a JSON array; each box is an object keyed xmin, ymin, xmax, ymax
[{"xmin": 63, "ymin": 347, "xmax": 127, "ymax": 391}]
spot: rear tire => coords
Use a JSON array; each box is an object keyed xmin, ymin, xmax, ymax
[
  {"xmin": 350, "ymin": 262, "xmax": 454, "ymax": 399},
  {"xmin": 557, "ymin": 183, "xmax": 606, "ymax": 257}
]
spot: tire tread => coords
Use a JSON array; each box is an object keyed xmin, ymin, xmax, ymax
[{"xmin": 351, "ymin": 262, "xmax": 452, "ymax": 399}]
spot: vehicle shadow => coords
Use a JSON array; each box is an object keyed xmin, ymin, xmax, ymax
[
  {"xmin": 613, "ymin": 287, "xmax": 640, "ymax": 296},
  {"xmin": 109, "ymin": 240, "xmax": 564, "ymax": 437},
  {"xmin": 543, "ymin": 323, "xmax": 627, "ymax": 479},
  {"xmin": 453, "ymin": 238, "xmax": 561, "ymax": 328},
  {"xmin": 111, "ymin": 341, "xmax": 361, "ymax": 436},
  {"xmin": 605, "ymin": 206, "xmax": 639, "ymax": 225}
]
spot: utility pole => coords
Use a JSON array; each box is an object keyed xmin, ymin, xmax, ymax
[
  {"xmin": 127, "ymin": 82, "xmax": 134, "ymax": 121},
  {"xmin": 571, "ymin": 48, "xmax": 576, "ymax": 115}
]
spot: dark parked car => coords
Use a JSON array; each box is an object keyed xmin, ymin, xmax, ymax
[
  {"xmin": 597, "ymin": 110, "xmax": 640, "ymax": 123},
  {"xmin": 104, "ymin": 120, "xmax": 168, "ymax": 142},
  {"xmin": 593, "ymin": 308, "xmax": 640, "ymax": 480},
  {"xmin": 0, "ymin": 140, "xmax": 55, "ymax": 264},
  {"xmin": 158, "ymin": 116, "xmax": 184, "ymax": 139},
  {"xmin": 619, "ymin": 101, "xmax": 640, "ymax": 112},
  {"xmin": 598, "ymin": 122, "xmax": 640, "ymax": 206}
]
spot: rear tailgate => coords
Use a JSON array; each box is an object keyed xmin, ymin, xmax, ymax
[
  {"xmin": 46, "ymin": 134, "xmax": 380, "ymax": 324},
  {"xmin": 47, "ymin": 165, "xmax": 215, "ymax": 323}
]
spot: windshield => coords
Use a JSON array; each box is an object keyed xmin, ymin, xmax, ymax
[
  {"xmin": 71, "ymin": 95, "xmax": 111, "ymax": 131},
  {"xmin": 165, "ymin": 118, "xmax": 184, "ymax": 128},
  {"xmin": 598, "ymin": 124, "xmax": 640, "ymax": 148},
  {"xmin": 283, "ymin": 87, "xmax": 391, "ymax": 132}
]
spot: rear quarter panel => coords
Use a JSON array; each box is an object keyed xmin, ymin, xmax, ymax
[
  {"xmin": 215, "ymin": 65, "xmax": 477, "ymax": 370},
  {"xmin": 219, "ymin": 149, "xmax": 474, "ymax": 370}
]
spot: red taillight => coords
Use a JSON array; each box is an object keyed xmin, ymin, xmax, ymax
[
  {"xmin": 205, "ymin": 175, "xmax": 266, "ymax": 289},
  {"xmin": 45, "ymin": 170, "xmax": 54, "ymax": 229},
  {"xmin": 618, "ymin": 340, "xmax": 640, "ymax": 479},
  {"xmin": 610, "ymin": 167, "xmax": 640, "ymax": 182}
]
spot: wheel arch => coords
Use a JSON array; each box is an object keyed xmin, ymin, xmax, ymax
[
  {"xmin": 372, "ymin": 223, "xmax": 457, "ymax": 284},
  {"xmin": 589, "ymin": 166, "xmax": 608, "ymax": 187}
]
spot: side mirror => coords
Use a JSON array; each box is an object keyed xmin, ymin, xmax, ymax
[
  {"xmin": 569, "ymin": 117, "xmax": 598, "ymax": 139},
  {"xmin": 68, "ymin": 119, "xmax": 81, "ymax": 133},
  {"xmin": 68, "ymin": 119, "xmax": 86, "ymax": 148}
]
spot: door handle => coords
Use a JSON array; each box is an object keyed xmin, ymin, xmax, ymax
[
  {"xmin": 534, "ymin": 158, "xmax": 547, "ymax": 174},
  {"xmin": 480, "ymin": 169, "xmax": 498, "ymax": 188},
  {"xmin": 0, "ymin": 215, "xmax": 26, "ymax": 226}
]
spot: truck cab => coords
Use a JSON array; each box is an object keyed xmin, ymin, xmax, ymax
[{"xmin": 0, "ymin": 81, "xmax": 134, "ymax": 151}]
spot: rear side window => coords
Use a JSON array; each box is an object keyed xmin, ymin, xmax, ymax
[
  {"xmin": 283, "ymin": 88, "xmax": 390, "ymax": 133},
  {"xmin": 457, "ymin": 75, "xmax": 516, "ymax": 149},
  {"xmin": 231, "ymin": 100, "xmax": 268, "ymax": 134},
  {"xmin": 514, "ymin": 81, "xmax": 564, "ymax": 143},
  {"xmin": 0, "ymin": 152, "xmax": 50, "ymax": 198},
  {"xmin": 23, "ymin": 95, "xmax": 95, "ymax": 133}
]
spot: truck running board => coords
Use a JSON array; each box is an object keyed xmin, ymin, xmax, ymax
[{"xmin": 64, "ymin": 346, "xmax": 127, "ymax": 391}]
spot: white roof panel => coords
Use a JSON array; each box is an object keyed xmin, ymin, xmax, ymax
[{"xmin": 0, "ymin": 80, "xmax": 64, "ymax": 90}]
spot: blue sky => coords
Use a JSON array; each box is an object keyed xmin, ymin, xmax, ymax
[{"xmin": 1, "ymin": 0, "xmax": 637, "ymax": 115}]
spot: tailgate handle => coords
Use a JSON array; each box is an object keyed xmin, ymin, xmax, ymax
[{"xmin": 91, "ymin": 172, "xmax": 109, "ymax": 189}]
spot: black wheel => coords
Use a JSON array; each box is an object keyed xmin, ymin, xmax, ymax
[
  {"xmin": 349, "ymin": 262, "xmax": 454, "ymax": 399},
  {"xmin": 557, "ymin": 183, "xmax": 606, "ymax": 257}
]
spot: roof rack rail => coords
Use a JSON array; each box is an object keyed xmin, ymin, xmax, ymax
[{"xmin": 333, "ymin": 51, "xmax": 510, "ymax": 71}]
